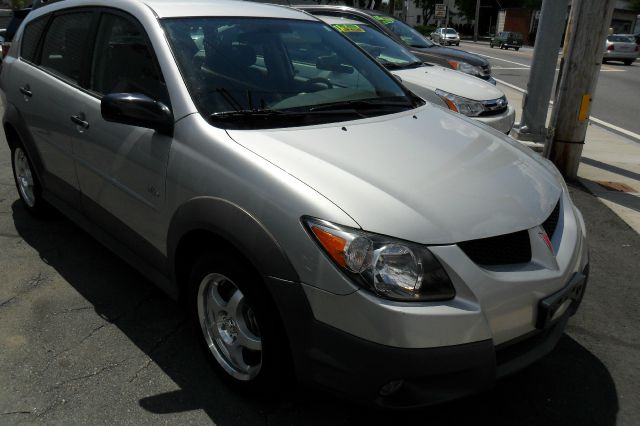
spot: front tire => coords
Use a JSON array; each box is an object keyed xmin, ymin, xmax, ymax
[
  {"xmin": 10, "ymin": 141, "xmax": 48, "ymax": 217},
  {"xmin": 188, "ymin": 252, "xmax": 290, "ymax": 394}
]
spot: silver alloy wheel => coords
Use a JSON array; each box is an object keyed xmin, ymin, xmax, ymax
[
  {"xmin": 13, "ymin": 147, "xmax": 36, "ymax": 208},
  {"xmin": 197, "ymin": 272, "xmax": 262, "ymax": 381}
]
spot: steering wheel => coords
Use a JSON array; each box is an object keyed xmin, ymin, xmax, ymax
[{"xmin": 302, "ymin": 77, "xmax": 333, "ymax": 92}]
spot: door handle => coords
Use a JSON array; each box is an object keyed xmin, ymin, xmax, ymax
[
  {"xmin": 70, "ymin": 113, "xmax": 89, "ymax": 130},
  {"xmin": 19, "ymin": 85, "xmax": 32, "ymax": 98}
]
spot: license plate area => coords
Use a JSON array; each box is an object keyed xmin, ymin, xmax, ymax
[{"xmin": 536, "ymin": 272, "xmax": 586, "ymax": 330}]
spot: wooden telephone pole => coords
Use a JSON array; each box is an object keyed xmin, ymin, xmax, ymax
[{"xmin": 545, "ymin": 0, "xmax": 616, "ymax": 180}]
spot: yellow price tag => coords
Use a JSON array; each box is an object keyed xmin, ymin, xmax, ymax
[
  {"xmin": 372, "ymin": 16, "xmax": 396, "ymax": 25},
  {"xmin": 333, "ymin": 24, "xmax": 365, "ymax": 33}
]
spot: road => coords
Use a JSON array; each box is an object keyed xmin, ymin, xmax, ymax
[
  {"xmin": 1, "ymin": 106, "xmax": 640, "ymax": 423},
  {"xmin": 458, "ymin": 41, "xmax": 640, "ymax": 140}
]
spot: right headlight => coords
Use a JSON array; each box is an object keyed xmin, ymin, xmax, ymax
[
  {"xmin": 435, "ymin": 89, "xmax": 485, "ymax": 117},
  {"xmin": 303, "ymin": 217, "xmax": 455, "ymax": 302},
  {"xmin": 446, "ymin": 60, "xmax": 483, "ymax": 77}
]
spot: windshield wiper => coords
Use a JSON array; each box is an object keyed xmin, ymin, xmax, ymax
[{"xmin": 308, "ymin": 98, "xmax": 414, "ymax": 113}]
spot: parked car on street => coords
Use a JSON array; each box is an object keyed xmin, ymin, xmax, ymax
[
  {"xmin": 317, "ymin": 16, "xmax": 514, "ymax": 133},
  {"xmin": 490, "ymin": 31, "xmax": 523, "ymax": 51},
  {"xmin": 603, "ymin": 34, "xmax": 639, "ymax": 65},
  {"xmin": 2, "ymin": 0, "xmax": 588, "ymax": 408},
  {"xmin": 295, "ymin": 5, "xmax": 495, "ymax": 84},
  {"xmin": 431, "ymin": 27, "xmax": 460, "ymax": 46}
]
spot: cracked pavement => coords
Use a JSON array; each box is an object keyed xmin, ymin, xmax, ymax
[{"xmin": 1, "ymin": 103, "xmax": 639, "ymax": 425}]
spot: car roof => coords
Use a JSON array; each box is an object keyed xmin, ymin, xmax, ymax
[
  {"xmin": 145, "ymin": 0, "xmax": 312, "ymax": 19},
  {"xmin": 36, "ymin": 0, "xmax": 316, "ymax": 20},
  {"xmin": 294, "ymin": 5, "xmax": 378, "ymax": 16},
  {"xmin": 314, "ymin": 15, "xmax": 371, "ymax": 26}
]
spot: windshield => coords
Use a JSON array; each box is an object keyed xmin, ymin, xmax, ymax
[
  {"xmin": 370, "ymin": 15, "xmax": 434, "ymax": 48},
  {"xmin": 331, "ymin": 22, "xmax": 422, "ymax": 69},
  {"xmin": 162, "ymin": 18, "xmax": 420, "ymax": 129},
  {"xmin": 444, "ymin": 28, "xmax": 457, "ymax": 34}
]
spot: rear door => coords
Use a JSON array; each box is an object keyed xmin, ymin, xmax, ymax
[
  {"xmin": 71, "ymin": 10, "xmax": 173, "ymax": 257},
  {"xmin": 9, "ymin": 10, "xmax": 96, "ymax": 207}
]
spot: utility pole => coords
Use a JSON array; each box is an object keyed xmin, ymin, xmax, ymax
[
  {"xmin": 473, "ymin": 0, "xmax": 480, "ymax": 42},
  {"xmin": 545, "ymin": 0, "xmax": 616, "ymax": 180},
  {"xmin": 512, "ymin": 0, "xmax": 569, "ymax": 145}
]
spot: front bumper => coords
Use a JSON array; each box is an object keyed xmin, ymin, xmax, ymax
[
  {"xmin": 473, "ymin": 104, "xmax": 516, "ymax": 134},
  {"xmin": 272, "ymin": 265, "xmax": 588, "ymax": 408}
]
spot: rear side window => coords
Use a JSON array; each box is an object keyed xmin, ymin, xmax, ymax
[
  {"xmin": 39, "ymin": 12, "xmax": 93, "ymax": 83},
  {"xmin": 21, "ymin": 17, "xmax": 49, "ymax": 62}
]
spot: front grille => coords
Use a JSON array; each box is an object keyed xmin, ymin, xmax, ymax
[
  {"xmin": 458, "ymin": 230, "xmax": 531, "ymax": 266},
  {"xmin": 478, "ymin": 96, "xmax": 508, "ymax": 117},
  {"xmin": 542, "ymin": 200, "xmax": 561, "ymax": 237}
]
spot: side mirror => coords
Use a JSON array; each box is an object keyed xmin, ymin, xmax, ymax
[{"xmin": 101, "ymin": 93, "xmax": 173, "ymax": 134}]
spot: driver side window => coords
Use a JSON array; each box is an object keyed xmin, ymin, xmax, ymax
[{"xmin": 90, "ymin": 13, "xmax": 169, "ymax": 106}]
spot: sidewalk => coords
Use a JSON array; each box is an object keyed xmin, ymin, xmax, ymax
[{"xmin": 499, "ymin": 83, "xmax": 640, "ymax": 234}]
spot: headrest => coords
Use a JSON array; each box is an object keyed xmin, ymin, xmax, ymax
[{"xmin": 227, "ymin": 44, "xmax": 256, "ymax": 69}]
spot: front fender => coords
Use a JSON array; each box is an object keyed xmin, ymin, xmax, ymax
[{"xmin": 167, "ymin": 196, "xmax": 299, "ymax": 285}]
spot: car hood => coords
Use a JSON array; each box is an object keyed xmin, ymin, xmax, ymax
[
  {"xmin": 394, "ymin": 65, "xmax": 504, "ymax": 101},
  {"xmin": 226, "ymin": 105, "xmax": 561, "ymax": 244},
  {"xmin": 411, "ymin": 45, "xmax": 489, "ymax": 67}
]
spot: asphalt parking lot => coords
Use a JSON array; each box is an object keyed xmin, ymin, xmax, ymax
[
  {"xmin": 458, "ymin": 41, "xmax": 640, "ymax": 140},
  {"xmin": 1, "ymin": 112, "xmax": 639, "ymax": 424}
]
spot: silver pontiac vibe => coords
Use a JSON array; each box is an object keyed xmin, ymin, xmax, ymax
[{"xmin": 1, "ymin": 0, "xmax": 588, "ymax": 407}]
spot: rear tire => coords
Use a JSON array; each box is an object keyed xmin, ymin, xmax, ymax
[
  {"xmin": 624, "ymin": 59, "xmax": 633, "ymax": 65},
  {"xmin": 10, "ymin": 140, "xmax": 49, "ymax": 217},
  {"xmin": 515, "ymin": 47, "xmax": 520, "ymax": 51},
  {"xmin": 490, "ymin": 42, "xmax": 494, "ymax": 48},
  {"xmin": 188, "ymin": 251, "xmax": 290, "ymax": 395}
]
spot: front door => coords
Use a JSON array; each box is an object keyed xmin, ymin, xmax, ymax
[{"xmin": 71, "ymin": 11, "xmax": 173, "ymax": 262}]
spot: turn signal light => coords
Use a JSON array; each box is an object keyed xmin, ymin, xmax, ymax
[{"xmin": 311, "ymin": 225, "xmax": 347, "ymax": 267}]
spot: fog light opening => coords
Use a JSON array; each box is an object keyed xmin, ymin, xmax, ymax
[{"xmin": 379, "ymin": 379, "xmax": 404, "ymax": 397}]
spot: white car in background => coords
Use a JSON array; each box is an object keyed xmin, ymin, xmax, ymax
[
  {"xmin": 431, "ymin": 27, "xmax": 461, "ymax": 46},
  {"xmin": 318, "ymin": 16, "xmax": 515, "ymax": 133},
  {"xmin": 603, "ymin": 34, "xmax": 639, "ymax": 65}
]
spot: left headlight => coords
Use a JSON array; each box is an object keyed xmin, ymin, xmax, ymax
[
  {"xmin": 435, "ymin": 89, "xmax": 485, "ymax": 117},
  {"xmin": 447, "ymin": 60, "xmax": 483, "ymax": 77},
  {"xmin": 303, "ymin": 217, "xmax": 455, "ymax": 302}
]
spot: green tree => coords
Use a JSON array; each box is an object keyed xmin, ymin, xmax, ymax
[
  {"xmin": 630, "ymin": 0, "xmax": 640, "ymax": 12},
  {"xmin": 454, "ymin": 0, "xmax": 476, "ymax": 21},
  {"xmin": 10, "ymin": 0, "xmax": 30, "ymax": 9},
  {"xmin": 414, "ymin": 0, "xmax": 438, "ymax": 25}
]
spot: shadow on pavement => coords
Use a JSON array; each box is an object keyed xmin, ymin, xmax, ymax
[{"xmin": 12, "ymin": 200, "xmax": 618, "ymax": 425}]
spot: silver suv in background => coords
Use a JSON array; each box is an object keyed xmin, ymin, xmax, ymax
[{"xmin": 2, "ymin": 0, "xmax": 588, "ymax": 408}]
